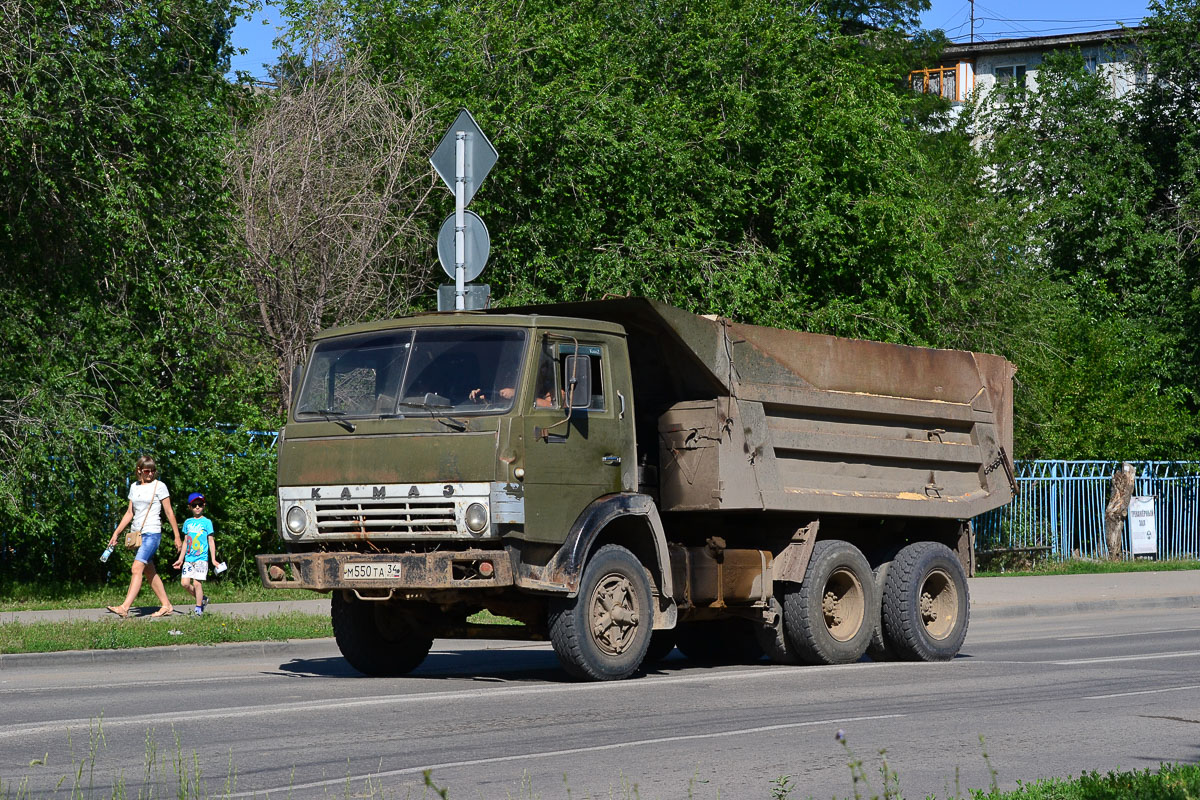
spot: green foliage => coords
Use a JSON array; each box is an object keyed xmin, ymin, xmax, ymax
[
  {"xmin": 971, "ymin": 764, "xmax": 1200, "ymax": 800},
  {"xmin": 0, "ymin": 0, "xmax": 283, "ymax": 580},
  {"xmin": 1, "ymin": 427, "xmax": 279, "ymax": 586},
  {"xmin": 289, "ymin": 0, "xmax": 963, "ymax": 344},
  {"xmin": 959, "ymin": 45, "xmax": 1200, "ymax": 458}
]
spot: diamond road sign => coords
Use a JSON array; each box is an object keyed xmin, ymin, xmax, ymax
[{"xmin": 430, "ymin": 109, "xmax": 497, "ymax": 207}]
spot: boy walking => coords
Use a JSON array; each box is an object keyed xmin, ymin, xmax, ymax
[{"xmin": 173, "ymin": 492, "xmax": 217, "ymax": 615}]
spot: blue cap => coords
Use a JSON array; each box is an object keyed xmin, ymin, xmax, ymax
[{"xmin": 187, "ymin": 492, "xmax": 206, "ymax": 505}]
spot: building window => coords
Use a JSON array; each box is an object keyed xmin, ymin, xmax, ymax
[
  {"xmin": 909, "ymin": 66, "xmax": 959, "ymax": 101},
  {"xmin": 1084, "ymin": 54, "xmax": 1099, "ymax": 74},
  {"xmin": 994, "ymin": 64, "xmax": 1028, "ymax": 88}
]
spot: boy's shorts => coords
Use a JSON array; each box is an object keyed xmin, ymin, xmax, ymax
[{"xmin": 182, "ymin": 561, "xmax": 209, "ymax": 581}]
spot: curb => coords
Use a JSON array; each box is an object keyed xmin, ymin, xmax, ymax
[
  {"xmin": 971, "ymin": 594, "xmax": 1200, "ymax": 619},
  {"xmin": 0, "ymin": 637, "xmax": 334, "ymax": 670}
]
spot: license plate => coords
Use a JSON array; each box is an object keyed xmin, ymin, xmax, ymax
[{"xmin": 342, "ymin": 562, "xmax": 402, "ymax": 580}]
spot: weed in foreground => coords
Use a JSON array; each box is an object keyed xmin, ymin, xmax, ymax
[{"xmin": 6, "ymin": 724, "xmax": 1200, "ymax": 800}]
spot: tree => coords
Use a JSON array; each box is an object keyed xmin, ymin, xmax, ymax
[
  {"xmin": 282, "ymin": 0, "xmax": 962, "ymax": 347},
  {"xmin": 227, "ymin": 36, "xmax": 440, "ymax": 408},
  {"xmin": 0, "ymin": 0, "xmax": 276, "ymax": 581},
  {"xmin": 958, "ymin": 46, "xmax": 1200, "ymax": 458}
]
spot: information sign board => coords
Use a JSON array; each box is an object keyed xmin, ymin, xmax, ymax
[{"xmin": 1128, "ymin": 495, "xmax": 1157, "ymax": 555}]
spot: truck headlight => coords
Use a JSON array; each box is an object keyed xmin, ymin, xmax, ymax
[
  {"xmin": 285, "ymin": 505, "xmax": 308, "ymax": 534},
  {"xmin": 464, "ymin": 503, "xmax": 488, "ymax": 533}
]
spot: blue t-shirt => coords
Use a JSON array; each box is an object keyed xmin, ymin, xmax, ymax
[{"xmin": 182, "ymin": 517, "xmax": 214, "ymax": 563}]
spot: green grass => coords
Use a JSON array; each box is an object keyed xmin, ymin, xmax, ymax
[
  {"xmin": 971, "ymin": 764, "xmax": 1200, "ymax": 800},
  {"xmin": 976, "ymin": 557, "xmax": 1200, "ymax": 578},
  {"xmin": 0, "ymin": 611, "xmax": 332, "ymax": 655},
  {"xmin": 0, "ymin": 579, "xmax": 319, "ymax": 612}
]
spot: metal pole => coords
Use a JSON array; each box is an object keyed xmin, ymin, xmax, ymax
[{"xmin": 455, "ymin": 131, "xmax": 467, "ymax": 310}]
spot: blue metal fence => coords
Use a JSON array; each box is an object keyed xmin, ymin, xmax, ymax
[{"xmin": 973, "ymin": 461, "xmax": 1200, "ymax": 560}]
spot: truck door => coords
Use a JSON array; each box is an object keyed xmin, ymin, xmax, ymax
[{"xmin": 520, "ymin": 334, "xmax": 635, "ymax": 543}]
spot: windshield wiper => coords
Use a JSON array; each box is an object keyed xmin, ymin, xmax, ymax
[
  {"xmin": 397, "ymin": 392, "xmax": 453, "ymax": 411},
  {"xmin": 305, "ymin": 408, "xmax": 356, "ymax": 432},
  {"xmin": 437, "ymin": 416, "xmax": 468, "ymax": 432}
]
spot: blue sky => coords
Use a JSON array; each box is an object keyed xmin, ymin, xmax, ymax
[
  {"xmin": 229, "ymin": 1, "xmax": 1155, "ymax": 80},
  {"xmin": 920, "ymin": 1, "xmax": 1150, "ymax": 42}
]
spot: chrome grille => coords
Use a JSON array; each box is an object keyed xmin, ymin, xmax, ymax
[{"xmin": 314, "ymin": 498, "xmax": 456, "ymax": 536}]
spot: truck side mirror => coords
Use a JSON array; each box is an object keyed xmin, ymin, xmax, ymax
[{"xmin": 564, "ymin": 355, "xmax": 591, "ymax": 409}]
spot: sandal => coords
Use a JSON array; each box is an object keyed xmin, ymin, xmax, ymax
[
  {"xmin": 106, "ymin": 606, "xmax": 129, "ymax": 618},
  {"xmin": 150, "ymin": 606, "xmax": 174, "ymax": 617}
]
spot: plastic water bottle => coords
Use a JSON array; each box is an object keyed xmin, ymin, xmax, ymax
[{"xmin": 100, "ymin": 546, "xmax": 113, "ymax": 563}]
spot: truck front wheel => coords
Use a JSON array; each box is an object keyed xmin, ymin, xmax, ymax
[
  {"xmin": 782, "ymin": 540, "xmax": 877, "ymax": 665},
  {"xmin": 879, "ymin": 542, "xmax": 969, "ymax": 661},
  {"xmin": 331, "ymin": 592, "xmax": 434, "ymax": 676},
  {"xmin": 548, "ymin": 544, "xmax": 653, "ymax": 681}
]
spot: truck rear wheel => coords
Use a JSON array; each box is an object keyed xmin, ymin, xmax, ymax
[
  {"xmin": 548, "ymin": 544, "xmax": 653, "ymax": 681},
  {"xmin": 880, "ymin": 542, "xmax": 969, "ymax": 661},
  {"xmin": 865, "ymin": 561, "xmax": 895, "ymax": 662},
  {"xmin": 676, "ymin": 618, "xmax": 764, "ymax": 665},
  {"xmin": 782, "ymin": 540, "xmax": 876, "ymax": 665},
  {"xmin": 331, "ymin": 592, "xmax": 434, "ymax": 676}
]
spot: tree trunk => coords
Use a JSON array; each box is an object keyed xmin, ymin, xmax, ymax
[{"xmin": 1104, "ymin": 463, "xmax": 1136, "ymax": 560}]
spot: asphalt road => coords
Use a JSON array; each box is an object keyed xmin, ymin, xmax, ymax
[{"xmin": 1, "ymin": 606, "xmax": 1199, "ymax": 799}]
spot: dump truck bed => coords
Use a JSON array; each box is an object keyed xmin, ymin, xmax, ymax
[{"xmin": 489, "ymin": 298, "xmax": 1016, "ymax": 519}]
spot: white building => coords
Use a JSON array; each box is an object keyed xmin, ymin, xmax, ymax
[{"xmin": 910, "ymin": 28, "xmax": 1143, "ymax": 116}]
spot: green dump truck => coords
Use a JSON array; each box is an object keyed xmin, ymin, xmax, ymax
[{"xmin": 257, "ymin": 298, "xmax": 1016, "ymax": 680}]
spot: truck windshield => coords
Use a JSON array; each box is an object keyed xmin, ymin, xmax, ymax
[{"xmin": 295, "ymin": 327, "xmax": 527, "ymax": 420}]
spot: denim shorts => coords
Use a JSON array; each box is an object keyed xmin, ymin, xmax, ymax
[{"xmin": 134, "ymin": 532, "xmax": 162, "ymax": 564}]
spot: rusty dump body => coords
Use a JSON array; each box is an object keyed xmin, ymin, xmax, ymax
[
  {"xmin": 503, "ymin": 298, "xmax": 1016, "ymax": 521},
  {"xmin": 259, "ymin": 296, "xmax": 1016, "ymax": 680}
]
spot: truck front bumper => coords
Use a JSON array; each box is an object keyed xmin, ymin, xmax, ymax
[{"xmin": 256, "ymin": 550, "xmax": 515, "ymax": 591}]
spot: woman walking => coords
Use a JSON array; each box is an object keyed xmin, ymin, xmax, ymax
[{"xmin": 106, "ymin": 455, "xmax": 183, "ymax": 617}]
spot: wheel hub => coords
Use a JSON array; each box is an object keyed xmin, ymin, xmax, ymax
[
  {"xmin": 919, "ymin": 568, "xmax": 957, "ymax": 639},
  {"xmin": 822, "ymin": 568, "xmax": 865, "ymax": 642},
  {"xmin": 590, "ymin": 573, "xmax": 641, "ymax": 656}
]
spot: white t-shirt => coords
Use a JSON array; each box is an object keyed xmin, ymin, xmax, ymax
[{"xmin": 128, "ymin": 480, "xmax": 170, "ymax": 534}]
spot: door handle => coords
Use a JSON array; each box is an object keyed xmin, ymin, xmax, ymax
[{"xmin": 602, "ymin": 455, "xmax": 621, "ymax": 466}]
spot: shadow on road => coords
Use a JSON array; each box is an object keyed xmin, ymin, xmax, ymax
[
  {"xmin": 273, "ymin": 647, "xmax": 572, "ymax": 682},
  {"xmin": 268, "ymin": 647, "xmax": 728, "ymax": 682}
]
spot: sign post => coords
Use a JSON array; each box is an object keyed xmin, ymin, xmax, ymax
[{"xmin": 430, "ymin": 110, "xmax": 497, "ymax": 311}]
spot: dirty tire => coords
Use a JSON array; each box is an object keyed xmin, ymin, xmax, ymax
[
  {"xmin": 880, "ymin": 542, "xmax": 969, "ymax": 662},
  {"xmin": 865, "ymin": 561, "xmax": 895, "ymax": 662},
  {"xmin": 331, "ymin": 592, "xmax": 434, "ymax": 676},
  {"xmin": 782, "ymin": 540, "xmax": 877, "ymax": 665},
  {"xmin": 754, "ymin": 595, "xmax": 801, "ymax": 665},
  {"xmin": 548, "ymin": 544, "xmax": 653, "ymax": 681},
  {"xmin": 676, "ymin": 618, "xmax": 765, "ymax": 665},
  {"xmin": 642, "ymin": 629, "xmax": 678, "ymax": 665}
]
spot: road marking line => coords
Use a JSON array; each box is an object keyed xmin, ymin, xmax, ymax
[
  {"xmin": 1053, "ymin": 650, "xmax": 1200, "ymax": 665},
  {"xmin": 1084, "ymin": 684, "xmax": 1200, "ymax": 700},
  {"xmin": 0, "ymin": 674, "xmax": 240, "ymax": 696},
  {"xmin": 223, "ymin": 713, "xmax": 907, "ymax": 798},
  {"xmin": 0, "ymin": 661, "xmax": 899, "ymax": 740},
  {"xmin": 1057, "ymin": 628, "xmax": 1200, "ymax": 642}
]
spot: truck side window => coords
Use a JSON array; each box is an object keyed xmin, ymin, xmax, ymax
[
  {"xmin": 557, "ymin": 344, "xmax": 605, "ymax": 411},
  {"xmin": 533, "ymin": 343, "xmax": 560, "ymax": 409}
]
